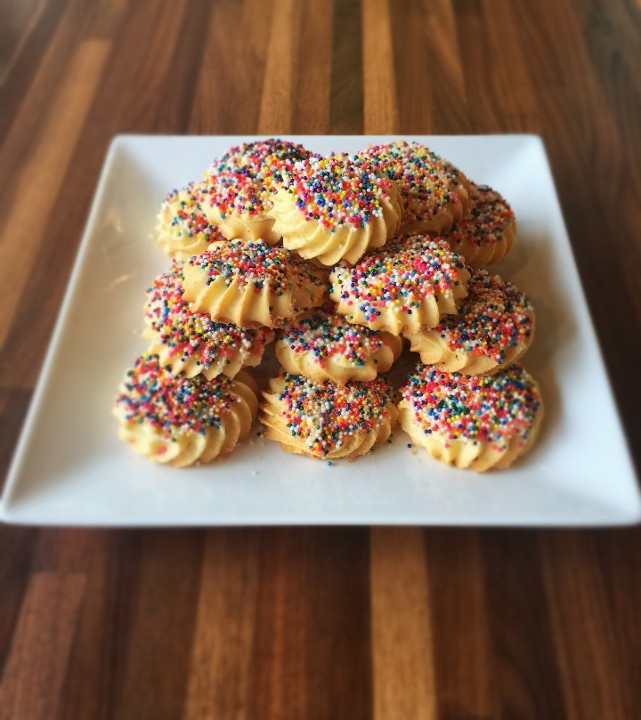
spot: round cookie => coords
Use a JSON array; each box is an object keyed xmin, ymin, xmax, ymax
[
  {"xmin": 404, "ymin": 269, "xmax": 534, "ymax": 375},
  {"xmin": 114, "ymin": 355, "xmax": 258, "ymax": 467},
  {"xmin": 356, "ymin": 141, "xmax": 471, "ymax": 235},
  {"xmin": 182, "ymin": 240, "xmax": 328, "ymax": 328},
  {"xmin": 399, "ymin": 363, "xmax": 543, "ymax": 472},
  {"xmin": 199, "ymin": 138, "xmax": 315, "ymax": 244},
  {"xmin": 268, "ymin": 152, "xmax": 403, "ymax": 265},
  {"xmin": 260, "ymin": 373, "xmax": 398, "ymax": 460},
  {"xmin": 143, "ymin": 261, "xmax": 274, "ymax": 380},
  {"xmin": 329, "ymin": 234, "xmax": 470, "ymax": 336},
  {"xmin": 442, "ymin": 182, "xmax": 516, "ymax": 268},
  {"xmin": 154, "ymin": 184, "xmax": 226, "ymax": 260},
  {"xmin": 275, "ymin": 303, "xmax": 402, "ymax": 384}
]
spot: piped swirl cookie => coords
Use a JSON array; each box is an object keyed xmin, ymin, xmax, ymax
[
  {"xmin": 199, "ymin": 138, "xmax": 314, "ymax": 244},
  {"xmin": 275, "ymin": 303, "xmax": 402, "ymax": 384},
  {"xmin": 154, "ymin": 184, "xmax": 227, "ymax": 260},
  {"xmin": 268, "ymin": 153, "xmax": 403, "ymax": 265},
  {"xmin": 143, "ymin": 261, "xmax": 274, "ymax": 379},
  {"xmin": 329, "ymin": 234, "xmax": 470, "ymax": 336},
  {"xmin": 405, "ymin": 269, "xmax": 534, "ymax": 375},
  {"xmin": 114, "ymin": 355, "xmax": 258, "ymax": 467},
  {"xmin": 260, "ymin": 373, "xmax": 398, "ymax": 460},
  {"xmin": 399, "ymin": 363, "xmax": 543, "ymax": 472},
  {"xmin": 182, "ymin": 240, "xmax": 327, "ymax": 328},
  {"xmin": 357, "ymin": 141, "xmax": 470, "ymax": 235},
  {"xmin": 442, "ymin": 182, "xmax": 516, "ymax": 268}
]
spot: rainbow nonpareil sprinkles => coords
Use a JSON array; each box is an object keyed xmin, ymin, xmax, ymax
[
  {"xmin": 145, "ymin": 262, "xmax": 272, "ymax": 370},
  {"xmin": 202, "ymin": 138, "xmax": 314, "ymax": 218},
  {"xmin": 277, "ymin": 152, "xmax": 397, "ymax": 230},
  {"xmin": 401, "ymin": 363, "xmax": 541, "ymax": 447},
  {"xmin": 277, "ymin": 373, "xmax": 395, "ymax": 456},
  {"xmin": 433, "ymin": 269, "xmax": 533, "ymax": 363},
  {"xmin": 115, "ymin": 355, "xmax": 237, "ymax": 437},
  {"xmin": 331, "ymin": 234, "xmax": 466, "ymax": 321},
  {"xmin": 278, "ymin": 303, "xmax": 386, "ymax": 369},
  {"xmin": 357, "ymin": 141, "xmax": 462, "ymax": 225},
  {"xmin": 187, "ymin": 240, "xmax": 326, "ymax": 293},
  {"xmin": 161, "ymin": 184, "xmax": 226, "ymax": 244},
  {"xmin": 445, "ymin": 182, "xmax": 514, "ymax": 248}
]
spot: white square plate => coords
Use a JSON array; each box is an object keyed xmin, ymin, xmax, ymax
[{"xmin": 2, "ymin": 135, "xmax": 639, "ymax": 526}]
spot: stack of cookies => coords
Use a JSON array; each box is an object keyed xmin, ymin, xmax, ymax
[{"xmin": 114, "ymin": 138, "xmax": 543, "ymax": 472}]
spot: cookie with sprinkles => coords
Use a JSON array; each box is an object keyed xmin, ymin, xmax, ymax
[
  {"xmin": 329, "ymin": 233, "xmax": 470, "ymax": 336},
  {"xmin": 356, "ymin": 141, "xmax": 471, "ymax": 236},
  {"xmin": 268, "ymin": 152, "xmax": 403, "ymax": 265},
  {"xmin": 399, "ymin": 363, "xmax": 543, "ymax": 472},
  {"xmin": 143, "ymin": 261, "xmax": 274, "ymax": 380},
  {"xmin": 154, "ymin": 184, "xmax": 227, "ymax": 260},
  {"xmin": 275, "ymin": 303, "xmax": 402, "ymax": 385},
  {"xmin": 260, "ymin": 373, "xmax": 398, "ymax": 460},
  {"xmin": 198, "ymin": 138, "xmax": 315, "ymax": 245},
  {"xmin": 182, "ymin": 240, "xmax": 327, "ymax": 328},
  {"xmin": 114, "ymin": 355, "xmax": 259, "ymax": 467},
  {"xmin": 404, "ymin": 269, "xmax": 535, "ymax": 375},
  {"xmin": 441, "ymin": 182, "xmax": 516, "ymax": 268}
]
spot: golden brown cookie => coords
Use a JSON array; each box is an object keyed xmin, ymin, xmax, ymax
[
  {"xmin": 260, "ymin": 373, "xmax": 398, "ymax": 460},
  {"xmin": 143, "ymin": 261, "xmax": 273, "ymax": 379},
  {"xmin": 268, "ymin": 152, "xmax": 403, "ymax": 265},
  {"xmin": 404, "ymin": 269, "xmax": 534, "ymax": 375},
  {"xmin": 442, "ymin": 182, "xmax": 516, "ymax": 268},
  {"xmin": 114, "ymin": 355, "xmax": 258, "ymax": 467},
  {"xmin": 182, "ymin": 240, "xmax": 327, "ymax": 328},
  {"xmin": 399, "ymin": 363, "xmax": 543, "ymax": 471},
  {"xmin": 154, "ymin": 184, "xmax": 226, "ymax": 260},
  {"xmin": 356, "ymin": 141, "xmax": 470, "ymax": 235},
  {"xmin": 329, "ymin": 234, "xmax": 470, "ymax": 335},
  {"xmin": 275, "ymin": 303, "xmax": 402, "ymax": 384},
  {"xmin": 198, "ymin": 138, "xmax": 315, "ymax": 244}
]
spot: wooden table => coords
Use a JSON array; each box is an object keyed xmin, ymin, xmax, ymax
[{"xmin": 2, "ymin": 0, "xmax": 640, "ymax": 717}]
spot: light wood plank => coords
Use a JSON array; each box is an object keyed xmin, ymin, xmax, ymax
[
  {"xmin": 183, "ymin": 529, "xmax": 260, "ymax": 720},
  {"xmin": 0, "ymin": 39, "xmax": 109, "ymax": 346},
  {"xmin": 370, "ymin": 527, "xmax": 437, "ymax": 720},
  {"xmin": 363, "ymin": 0, "xmax": 398, "ymax": 133},
  {"xmin": 258, "ymin": 0, "xmax": 301, "ymax": 134},
  {"xmin": 293, "ymin": 0, "xmax": 333, "ymax": 133}
]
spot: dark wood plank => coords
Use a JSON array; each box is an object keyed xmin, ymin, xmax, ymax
[
  {"xmin": 247, "ymin": 528, "xmax": 373, "ymax": 720},
  {"xmin": 391, "ymin": 0, "xmax": 435, "ymax": 134},
  {"xmin": 482, "ymin": 531, "xmax": 568, "ymax": 719},
  {"xmin": 592, "ymin": 528, "xmax": 641, "ymax": 719},
  {"xmin": 109, "ymin": 530, "xmax": 204, "ymax": 720},
  {"xmin": 0, "ymin": 572, "xmax": 86, "ymax": 720},
  {"xmin": 329, "ymin": 0, "xmax": 363, "ymax": 133},
  {"xmin": 51, "ymin": 531, "xmax": 144, "ymax": 720},
  {"xmin": 189, "ymin": 0, "xmax": 273, "ymax": 135},
  {"xmin": 539, "ymin": 531, "xmax": 629, "ymax": 719},
  {"xmin": 183, "ymin": 529, "xmax": 261, "ymax": 720},
  {"xmin": 154, "ymin": 0, "xmax": 213, "ymax": 134},
  {"xmin": 424, "ymin": 529, "xmax": 498, "ymax": 719},
  {"xmin": 0, "ymin": 0, "xmax": 68, "ymax": 135}
]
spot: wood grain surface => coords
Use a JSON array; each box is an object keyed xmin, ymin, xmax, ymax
[{"xmin": 1, "ymin": 0, "xmax": 641, "ymax": 718}]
